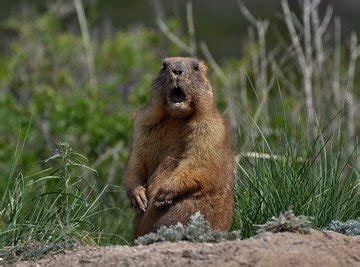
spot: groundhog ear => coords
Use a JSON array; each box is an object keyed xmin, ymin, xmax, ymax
[{"xmin": 199, "ymin": 61, "xmax": 208, "ymax": 74}]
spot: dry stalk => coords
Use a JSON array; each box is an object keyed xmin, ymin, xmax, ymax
[
  {"xmin": 238, "ymin": 0, "xmax": 270, "ymax": 118},
  {"xmin": 332, "ymin": 17, "xmax": 342, "ymax": 108},
  {"xmin": 186, "ymin": 0, "xmax": 196, "ymax": 56},
  {"xmin": 282, "ymin": 0, "xmax": 316, "ymax": 137},
  {"xmin": 200, "ymin": 42, "xmax": 238, "ymax": 132},
  {"xmin": 346, "ymin": 32, "xmax": 359, "ymax": 153},
  {"xmin": 235, "ymin": 152, "xmax": 304, "ymax": 163},
  {"xmin": 74, "ymin": 0, "xmax": 97, "ymax": 87},
  {"xmin": 151, "ymin": 0, "xmax": 194, "ymax": 55}
]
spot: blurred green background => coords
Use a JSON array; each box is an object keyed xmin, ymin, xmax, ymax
[{"xmin": 2, "ymin": 0, "xmax": 360, "ymax": 58}]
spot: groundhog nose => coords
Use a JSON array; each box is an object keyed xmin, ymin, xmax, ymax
[{"xmin": 170, "ymin": 63, "xmax": 185, "ymax": 76}]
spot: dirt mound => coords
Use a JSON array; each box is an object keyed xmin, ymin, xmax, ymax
[{"xmin": 16, "ymin": 230, "xmax": 360, "ymax": 266}]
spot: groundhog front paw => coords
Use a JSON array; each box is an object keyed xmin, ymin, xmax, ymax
[
  {"xmin": 154, "ymin": 186, "xmax": 176, "ymax": 207},
  {"xmin": 130, "ymin": 185, "xmax": 148, "ymax": 212},
  {"xmin": 154, "ymin": 199, "xmax": 173, "ymax": 207}
]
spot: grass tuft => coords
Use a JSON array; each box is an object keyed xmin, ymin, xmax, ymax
[
  {"xmin": 233, "ymin": 122, "xmax": 359, "ymax": 238},
  {"xmin": 0, "ymin": 142, "xmax": 103, "ymax": 261}
]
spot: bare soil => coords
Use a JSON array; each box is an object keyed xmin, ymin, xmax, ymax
[{"xmin": 14, "ymin": 230, "xmax": 360, "ymax": 266}]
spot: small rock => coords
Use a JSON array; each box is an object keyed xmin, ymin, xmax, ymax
[{"xmin": 182, "ymin": 250, "xmax": 209, "ymax": 260}]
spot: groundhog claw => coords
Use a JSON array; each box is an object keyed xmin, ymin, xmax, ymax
[
  {"xmin": 154, "ymin": 187, "xmax": 176, "ymax": 206},
  {"xmin": 154, "ymin": 199, "xmax": 173, "ymax": 207},
  {"xmin": 131, "ymin": 185, "xmax": 148, "ymax": 212},
  {"xmin": 156, "ymin": 190, "xmax": 171, "ymax": 200}
]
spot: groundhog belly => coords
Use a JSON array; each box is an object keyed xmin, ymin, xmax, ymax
[{"xmin": 134, "ymin": 190, "xmax": 233, "ymax": 238}]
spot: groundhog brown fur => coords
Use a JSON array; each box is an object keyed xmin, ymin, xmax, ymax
[{"xmin": 123, "ymin": 57, "xmax": 234, "ymax": 239}]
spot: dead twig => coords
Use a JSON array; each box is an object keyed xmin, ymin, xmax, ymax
[
  {"xmin": 200, "ymin": 42, "xmax": 238, "ymax": 132},
  {"xmin": 74, "ymin": 0, "xmax": 97, "ymax": 87},
  {"xmin": 186, "ymin": 0, "xmax": 196, "ymax": 56},
  {"xmin": 152, "ymin": 0, "xmax": 194, "ymax": 55},
  {"xmin": 235, "ymin": 152, "xmax": 305, "ymax": 163},
  {"xmin": 281, "ymin": 0, "xmax": 316, "ymax": 137}
]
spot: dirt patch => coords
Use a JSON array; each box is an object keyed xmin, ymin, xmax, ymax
[{"xmin": 14, "ymin": 230, "xmax": 360, "ymax": 266}]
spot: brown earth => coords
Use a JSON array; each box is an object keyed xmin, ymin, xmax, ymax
[{"xmin": 14, "ymin": 230, "xmax": 360, "ymax": 267}]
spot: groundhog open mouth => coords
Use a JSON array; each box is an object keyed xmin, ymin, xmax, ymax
[{"xmin": 170, "ymin": 86, "xmax": 186, "ymax": 103}]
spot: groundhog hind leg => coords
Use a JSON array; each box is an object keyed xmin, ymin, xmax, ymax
[
  {"xmin": 148, "ymin": 199, "xmax": 195, "ymax": 230},
  {"xmin": 133, "ymin": 214, "xmax": 144, "ymax": 239},
  {"xmin": 208, "ymin": 195, "xmax": 233, "ymax": 231}
]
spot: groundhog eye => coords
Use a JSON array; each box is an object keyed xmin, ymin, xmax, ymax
[
  {"xmin": 193, "ymin": 63, "xmax": 200, "ymax": 71},
  {"xmin": 161, "ymin": 62, "xmax": 167, "ymax": 70}
]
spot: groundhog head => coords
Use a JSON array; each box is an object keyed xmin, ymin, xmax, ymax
[{"xmin": 151, "ymin": 57, "xmax": 214, "ymax": 118}]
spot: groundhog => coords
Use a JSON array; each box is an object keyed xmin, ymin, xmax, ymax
[{"xmin": 122, "ymin": 57, "xmax": 234, "ymax": 239}]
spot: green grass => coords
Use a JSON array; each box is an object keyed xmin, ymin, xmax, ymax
[
  {"xmin": 1, "ymin": 113, "xmax": 357, "ymax": 261},
  {"xmin": 0, "ymin": 133, "xmax": 106, "ymax": 260},
  {"xmin": 0, "ymin": 97, "xmax": 358, "ymax": 261},
  {"xmin": 233, "ymin": 120, "xmax": 359, "ymax": 238}
]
